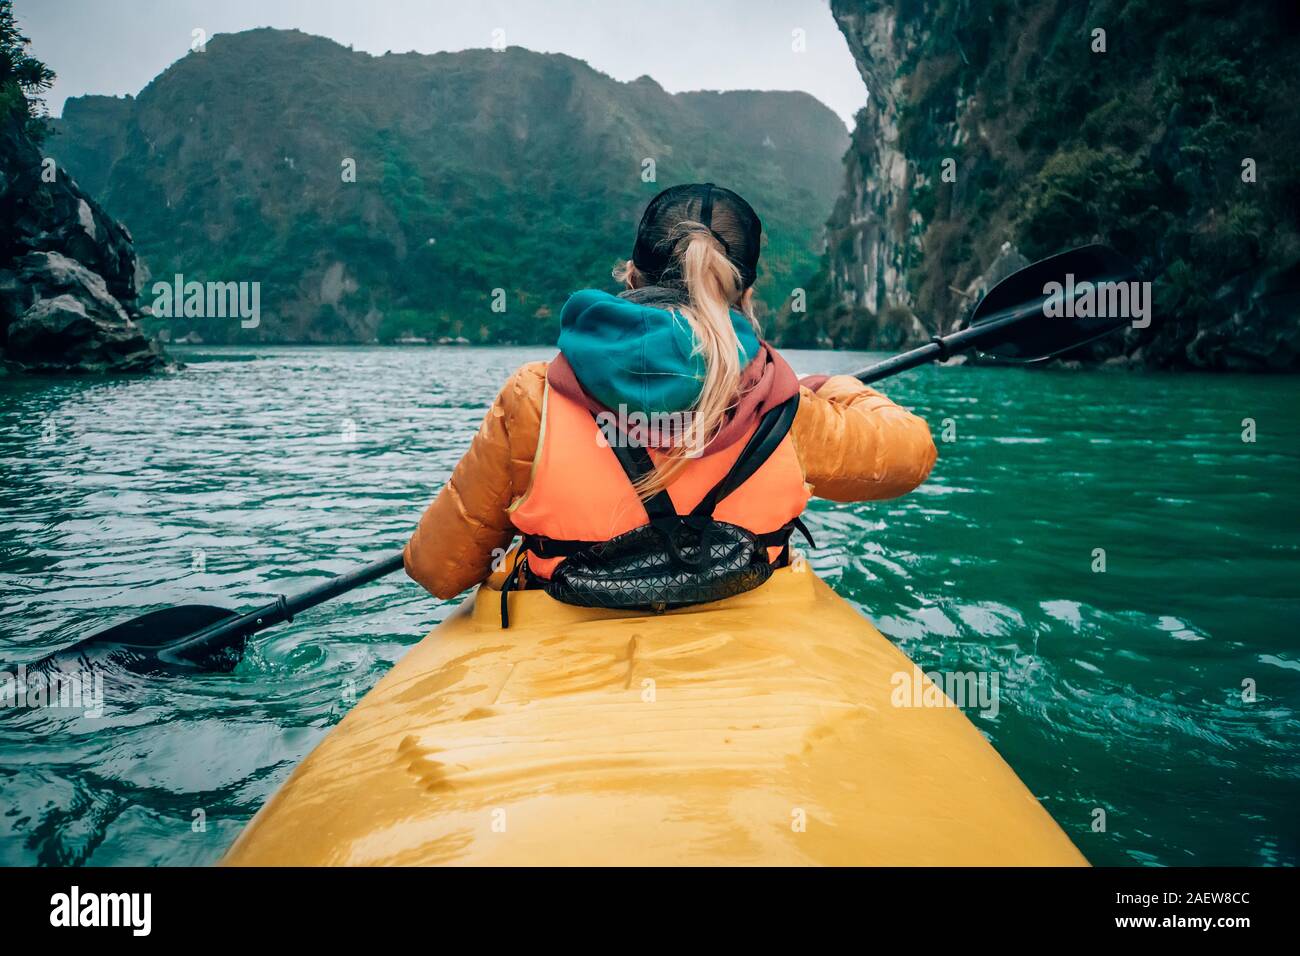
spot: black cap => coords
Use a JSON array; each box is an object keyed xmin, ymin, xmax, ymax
[{"xmin": 632, "ymin": 183, "xmax": 763, "ymax": 289}]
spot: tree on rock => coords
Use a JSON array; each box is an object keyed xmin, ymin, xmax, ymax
[{"xmin": 0, "ymin": 0, "xmax": 55, "ymax": 141}]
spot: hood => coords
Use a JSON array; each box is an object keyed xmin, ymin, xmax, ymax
[
  {"xmin": 555, "ymin": 289, "xmax": 760, "ymax": 415},
  {"xmin": 548, "ymin": 288, "xmax": 800, "ymax": 455}
]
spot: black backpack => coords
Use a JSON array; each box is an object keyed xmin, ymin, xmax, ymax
[{"xmin": 501, "ymin": 396, "xmax": 813, "ymax": 626}]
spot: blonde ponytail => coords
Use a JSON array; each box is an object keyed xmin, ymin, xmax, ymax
[{"xmin": 626, "ymin": 222, "xmax": 759, "ymax": 499}]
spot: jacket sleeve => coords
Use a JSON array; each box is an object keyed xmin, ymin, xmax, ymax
[
  {"xmin": 790, "ymin": 374, "xmax": 937, "ymax": 502},
  {"xmin": 403, "ymin": 362, "xmax": 546, "ymax": 599}
]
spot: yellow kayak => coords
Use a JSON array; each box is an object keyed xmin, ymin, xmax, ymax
[{"xmin": 223, "ymin": 567, "xmax": 1086, "ymax": 866}]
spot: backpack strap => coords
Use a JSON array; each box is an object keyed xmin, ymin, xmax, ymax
[
  {"xmin": 601, "ymin": 395, "xmax": 800, "ymax": 521},
  {"xmin": 517, "ymin": 418, "xmax": 676, "ymax": 579},
  {"xmin": 606, "ymin": 434, "xmax": 677, "ymax": 521},
  {"xmin": 690, "ymin": 395, "xmax": 799, "ymax": 518},
  {"xmin": 519, "ymin": 533, "xmax": 598, "ymax": 559}
]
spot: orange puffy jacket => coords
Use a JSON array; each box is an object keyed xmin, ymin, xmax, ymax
[{"xmin": 405, "ymin": 361, "xmax": 937, "ymax": 600}]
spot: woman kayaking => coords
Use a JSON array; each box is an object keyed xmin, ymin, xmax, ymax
[
  {"xmin": 228, "ymin": 189, "xmax": 1116, "ymax": 866},
  {"xmin": 404, "ymin": 183, "xmax": 937, "ymax": 617}
]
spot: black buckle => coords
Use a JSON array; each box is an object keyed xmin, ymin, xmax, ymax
[{"xmin": 499, "ymin": 554, "xmax": 528, "ymax": 629}]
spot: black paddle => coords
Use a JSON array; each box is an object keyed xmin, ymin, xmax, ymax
[
  {"xmin": 34, "ymin": 243, "xmax": 1138, "ymax": 674},
  {"xmin": 851, "ymin": 244, "xmax": 1139, "ymax": 382},
  {"xmin": 29, "ymin": 553, "xmax": 404, "ymax": 675}
]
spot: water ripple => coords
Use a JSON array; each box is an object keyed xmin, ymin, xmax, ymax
[{"xmin": 1, "ymin": 346, "xmax": 1297, "ymax": 866}]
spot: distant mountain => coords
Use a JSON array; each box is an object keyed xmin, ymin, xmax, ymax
[{"xmin": 49, "ymin": 29, "xmax": 848, "ymax": 344}]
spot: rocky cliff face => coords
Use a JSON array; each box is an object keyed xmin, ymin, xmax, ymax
[
  {"xmin": 0, "ymin": 103, "xmax": 164, "ymax": 373},
  {"xmin": 798, "ymin": 0, "xmax": 1300, "ymax": 369}
]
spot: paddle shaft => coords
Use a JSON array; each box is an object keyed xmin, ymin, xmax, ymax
[
  {"xmin": 166, "ymin": 552, "xmax": 405, "ymax": 655},
  {"xmin": 850, "ymin": 303, "xmax": 1037, "ymax": 384},
  {"xmin": 849, "ymin": 268, "xmax": 1134, "ymax": 384}
]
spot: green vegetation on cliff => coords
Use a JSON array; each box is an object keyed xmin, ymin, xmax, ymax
[
  {"xmin": 50, "ymin": 29, "xmax": 848, "ymax": 345},
  {"xmin": 789, "ymin": 0, "xmax": 1300, "ymax": 369},
  {"xmin": 0, "ymin": 0, "xmax": 53, "ymax": 141}
]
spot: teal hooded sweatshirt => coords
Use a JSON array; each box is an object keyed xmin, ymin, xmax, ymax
[{"xmin": 557, "ymin": 289, "xmax": 760, "ymax": 415}]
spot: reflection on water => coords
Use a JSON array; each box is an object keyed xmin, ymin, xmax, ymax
[{"xmin": 1, "ymin": 345, "xmax": 1296, "ymax": 865}]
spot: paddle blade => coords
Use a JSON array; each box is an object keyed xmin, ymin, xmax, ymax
[
  {"xmin": 36, "ymin": 605, "xmax": 248, "ymax": 675},
  {"xmin": 968, "ymin": 244, "xmax": 1141, "ymax": 362}
]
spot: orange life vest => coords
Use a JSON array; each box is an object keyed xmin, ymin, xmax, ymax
[{"xmin": 510, "ymin": 385, "xmax": 811, "ymax": 578}]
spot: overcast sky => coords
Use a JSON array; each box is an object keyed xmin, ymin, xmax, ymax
[{"xmin": 16, "ymin": 0, "xmax": 868, "ymax": 127}]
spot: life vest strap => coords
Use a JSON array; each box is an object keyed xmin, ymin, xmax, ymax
[
  {"xmin": 690, "ymin": 396, "xmax": 799, "ymax": 518},
  {"xmin": 519, "ymin": 533, "xmax": 600, "ymax": 559},
  {"xmin": 757, "ymin": 516, "xmax": 816, "ymax": 551},
  {"xmin": 527, "ymin": 515, "xmax": 812, "ymax": 560},
  {"xmin": 601, "ymin": 395, "xmax": 800, "ymax": 521},
  {"xmin": 606, "ymin": 435, "xmax": 676, "ymax": 520}
]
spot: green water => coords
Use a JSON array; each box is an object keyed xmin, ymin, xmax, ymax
[{"xmin": 0, "ymin": 346, "xmax": 1296, "ymax": 866}]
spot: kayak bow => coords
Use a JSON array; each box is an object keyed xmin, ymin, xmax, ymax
[{"xmin": 223, "ymin": 567, "xmax": 1087, "ymax": 866}]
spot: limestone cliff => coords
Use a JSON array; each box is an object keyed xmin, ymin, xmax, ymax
[
  {"xmin": 0, "ymin": 31, "xmax": 165, "ymax": 375},
  {"xmin": 788, "ymin": 0, "xmax": 1300, "ymax": 370}
]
